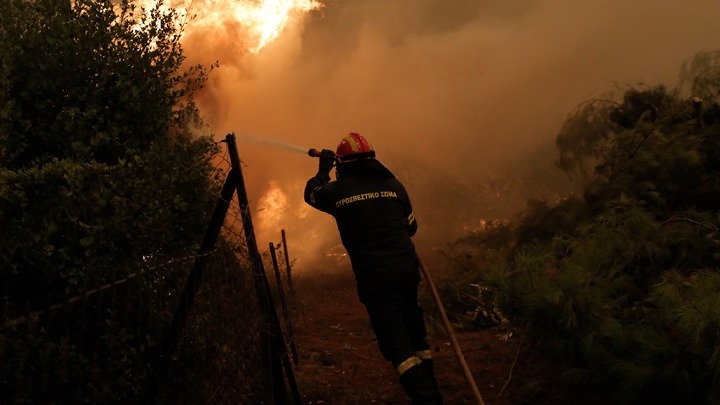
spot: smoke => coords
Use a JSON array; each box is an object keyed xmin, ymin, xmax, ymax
[{"xmin": 183, "ymin": 0, "xmax": 720, "ymax": 272}]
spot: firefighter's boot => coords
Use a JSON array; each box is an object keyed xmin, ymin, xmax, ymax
[
  {"xmin": 416, "ymin": 350, "xmax": 436, "ymax": 377},
  {"xmin": 422, "ymin": 358, "xmax": 436, "ymax": 381},
  {"xmin": 398, "ymin": 359, "xmax": 443, "ymax": 405}
]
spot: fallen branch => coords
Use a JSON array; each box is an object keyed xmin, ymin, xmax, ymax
[
  {"xmin": 662, "ymin": 216, "xmax": 719, "ymax": 232},
  {"xmin": 498, "ymin": 338, "xmax": 522, "ymax": 398}
]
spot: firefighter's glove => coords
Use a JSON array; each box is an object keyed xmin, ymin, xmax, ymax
[{"xmin": 318, "ymin": 149, "xmax": 336, "ymax": 173}]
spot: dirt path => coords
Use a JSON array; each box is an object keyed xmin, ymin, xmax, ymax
[{"xmin": 289, "ymin": 269, "xmax": 597, "ymax": 405}]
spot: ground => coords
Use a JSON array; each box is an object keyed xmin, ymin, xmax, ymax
[{"xmin": 288, "ymin": 268, "xmax": 607, "ymax": 405}]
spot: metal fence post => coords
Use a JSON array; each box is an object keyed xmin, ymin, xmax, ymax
[
  {"xmin": 270, "ymin": 242, "xmax": 298, "ymax": 365},
  {"xmin": 142, "ymin": 166, "xmax": 238, "ymax": 404},
  {"xmin": 225, "ymin": 133, "xmax": 301, "ymax": 405}
]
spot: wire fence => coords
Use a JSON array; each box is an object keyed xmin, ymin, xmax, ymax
[{"xmin": 0, "ymin": 134, "xmax": 297, "ymax": 404}]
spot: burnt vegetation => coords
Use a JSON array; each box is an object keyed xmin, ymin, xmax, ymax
[{"xmin": 443, "ymin": 50, "xmax": 720, "ymax": 404}]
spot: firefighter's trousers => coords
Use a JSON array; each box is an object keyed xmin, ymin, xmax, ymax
[{"xmin": 358, "ymin": 278, "xmax": 443, "ymax": 404}]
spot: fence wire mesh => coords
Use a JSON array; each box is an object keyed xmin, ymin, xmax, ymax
[{"xmin": 0, "ymin": 139, "xmax": 286, "ymax": 404}]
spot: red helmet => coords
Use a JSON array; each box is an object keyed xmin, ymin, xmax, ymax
[{"xmin": 335, "ymin": 132, "xmax": 375, "ymax": 162}]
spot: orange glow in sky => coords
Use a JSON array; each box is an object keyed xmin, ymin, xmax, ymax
[{"xmin": 135, "ymin": 0, "xmax": 322, "ymax": 53}]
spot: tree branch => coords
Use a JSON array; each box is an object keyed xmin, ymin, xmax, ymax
[{"xmin": 498, "ymin": 338, "xmax": 522, "ymax": 398}]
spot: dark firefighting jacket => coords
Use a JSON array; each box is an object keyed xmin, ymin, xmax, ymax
[{"xmin": 304, "ymin": 159, "xmax": 420, "ymax": 285}]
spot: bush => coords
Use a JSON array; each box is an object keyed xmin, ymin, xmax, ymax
[{"xmin": 451, "ymin": 51, "xmax": 720, "ymax": 405}]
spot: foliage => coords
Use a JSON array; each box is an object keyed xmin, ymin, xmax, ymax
[
  {"xmin": 0, "ymin": 0, "xmax": 228, "ymax": 403},
  {"xmin": 0, "ymin": 0, "xmax": 214, "ymax": 169},
  {"xmin": 678, "ymin": 49, "xmax": 720, "ymax": 102},
  {"xmin": 448, "ymin": 50, "xmax": 720, "ymax": 405}
]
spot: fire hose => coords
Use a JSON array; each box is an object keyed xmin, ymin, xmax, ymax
[
  {"xmin": 419, "ymin": 257, "xmax": 486, "ymax": 405},
  {"xmin": 309, "ymin": 148, "xmax": 486, "ymax": 405}
]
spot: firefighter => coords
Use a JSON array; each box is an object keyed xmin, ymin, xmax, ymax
[{"xmin": 304, "ymin": 132, "xmax": 443, "ymax": 404}]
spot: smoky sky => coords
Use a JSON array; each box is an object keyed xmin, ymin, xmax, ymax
[{"xmin": 179, "ymin": 0, "xmax": 720, "ymax": 270}]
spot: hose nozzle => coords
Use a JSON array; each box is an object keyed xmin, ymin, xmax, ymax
[{"xmin": 308, "ymin": 148, "xmax": 336, "ymax": 158}]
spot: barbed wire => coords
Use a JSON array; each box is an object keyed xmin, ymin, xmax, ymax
[
  {"xmin": 0, "ymin": 249, "xmax": 218, "ymax": 332},
  {"xmin": 0, "ymin": 182, "xmax": 261, "ymax": 333},
  {"xmin": 1, "ymin": 135, "xmax": 292, "ymax": 404}
]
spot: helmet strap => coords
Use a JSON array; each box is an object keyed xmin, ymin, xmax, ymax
[{"xmin": 337, "ymin": 151, "xmax": 376, "ymax": 163}]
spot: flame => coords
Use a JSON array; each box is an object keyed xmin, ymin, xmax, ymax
[
  {"xmin": 257, "ymin": 181, "xmax": 289, "ymax": 234},
  {"xmin": 133, "ymin": 0, "xmax": 323, "ymax": 54}
]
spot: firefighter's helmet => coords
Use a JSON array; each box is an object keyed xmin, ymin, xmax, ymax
[{"xmin": 336, "ymin": 132, "xmax": 375, "ymax": 162}]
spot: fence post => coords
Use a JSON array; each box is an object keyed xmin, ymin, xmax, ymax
[
  {"xmin": 281, "ymin": 229, "xmax": 294, "ymax": 293},
  {"xmin": 226, "ymin": 133, "xmax": 301, "ymax": 405},
  {"xmin": 270, "ymin": 242, "xmax": 299, "ymax": 366},
  {"xmin": 142, "ymin": 166, "xmax": 239, "ymax": 404}
]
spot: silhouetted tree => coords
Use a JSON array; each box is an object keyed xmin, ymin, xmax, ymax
[{"xmin": 450, "ymin": 50, "xmax": 720, "ymax": 405}]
